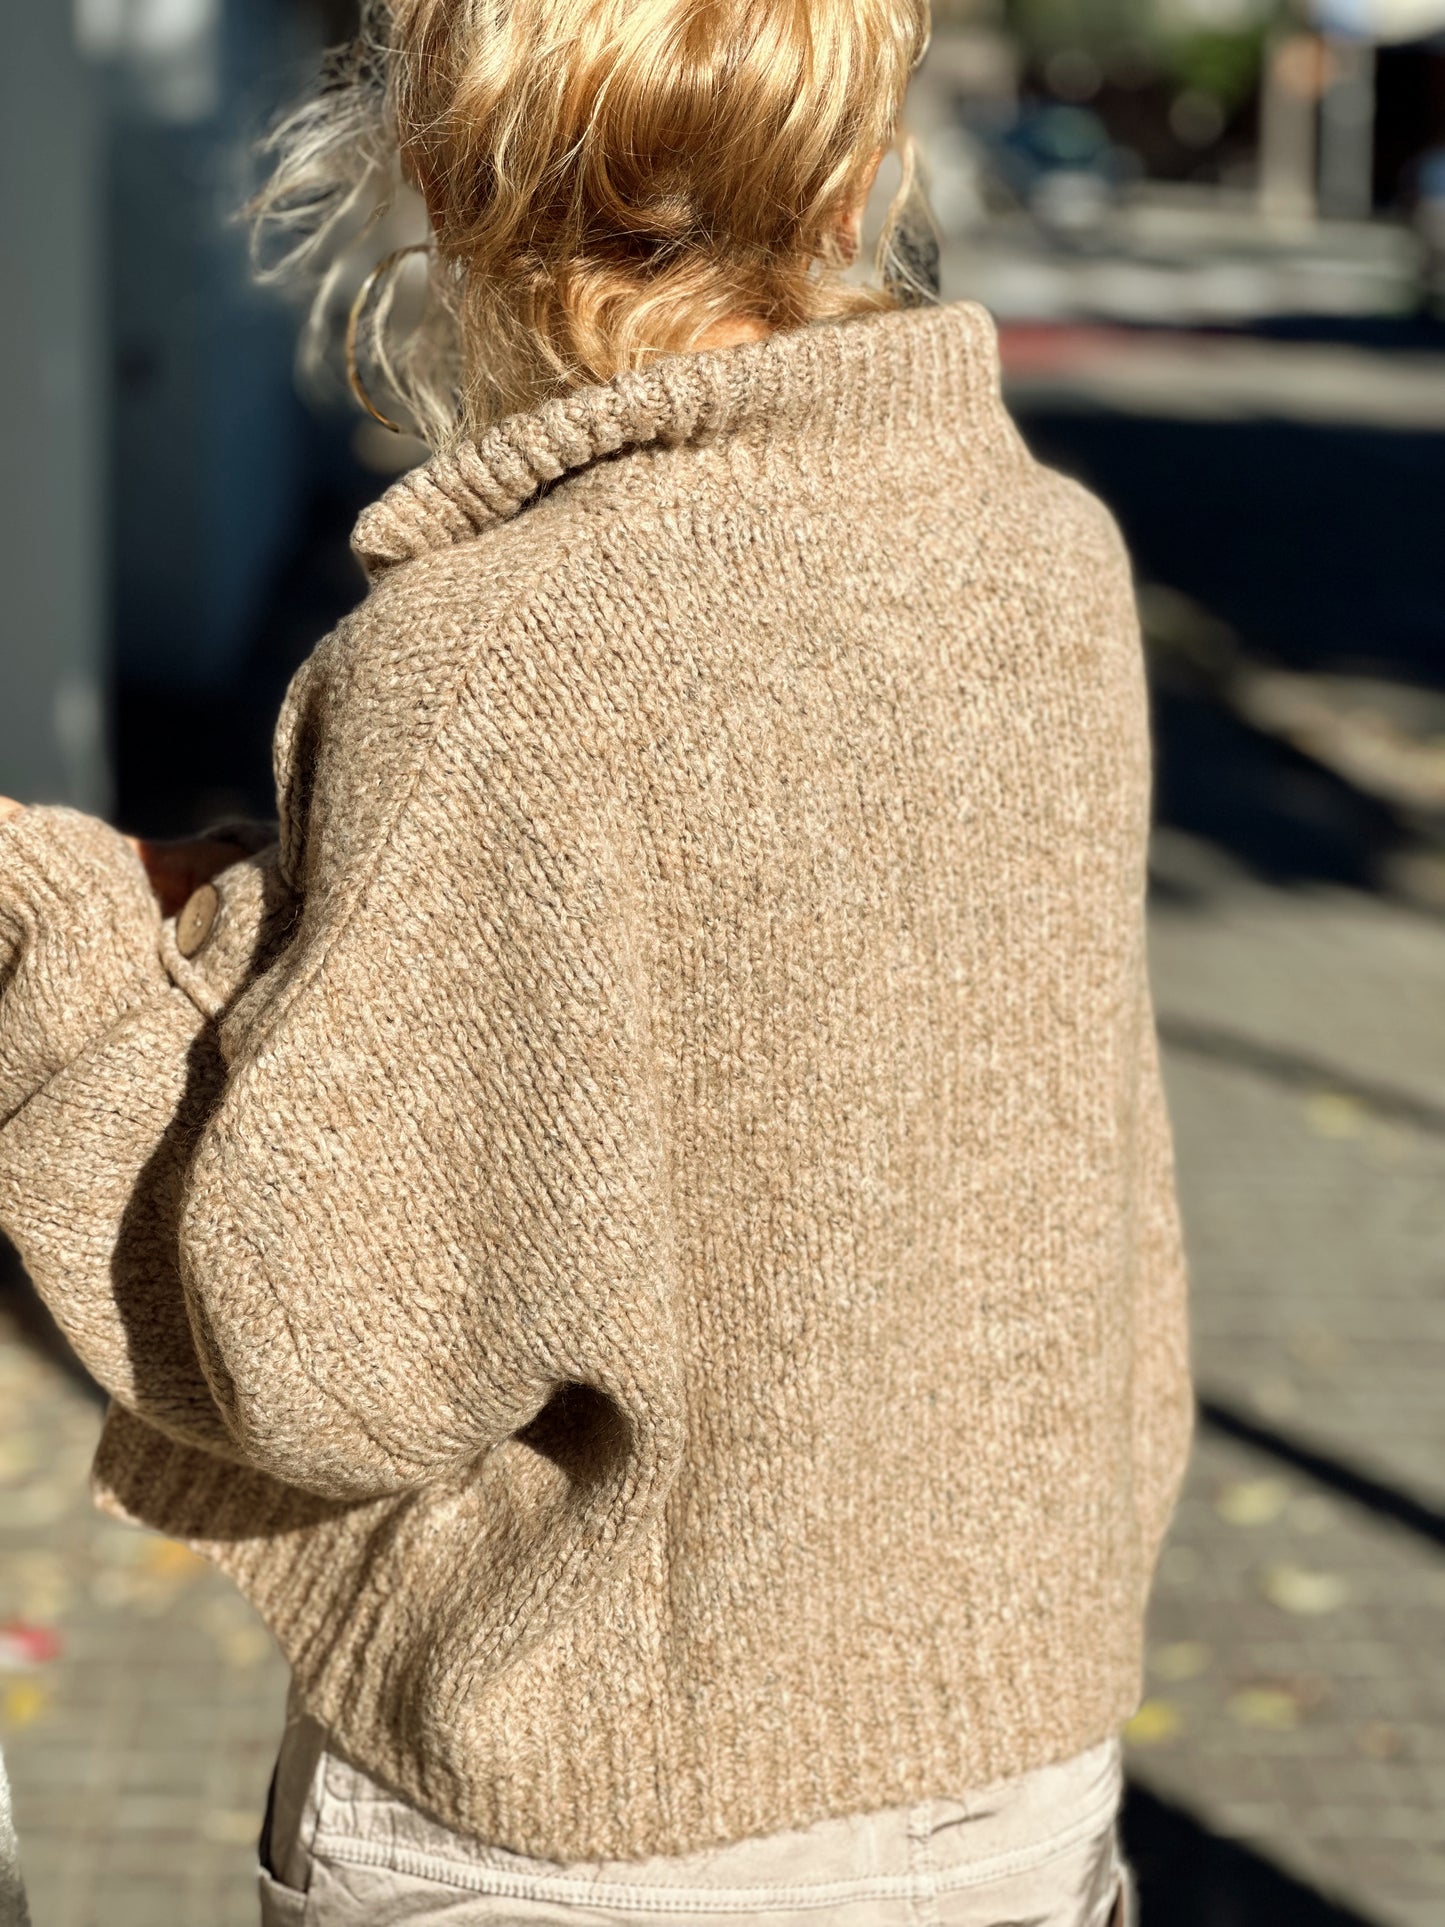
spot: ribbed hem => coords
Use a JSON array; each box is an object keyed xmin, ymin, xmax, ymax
[{"xmin": 91, "ymin": 1402, "xmax": 1147, "ymax": 1865}]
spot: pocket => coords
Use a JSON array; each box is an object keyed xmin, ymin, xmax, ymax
[
  {"xmin": 257, "ymin": 1864, "xmax": 309, "ymax": 1927},
  {"xmin": 257, "ymin": 1733, "xmax": 321, "ymax": 1926}
]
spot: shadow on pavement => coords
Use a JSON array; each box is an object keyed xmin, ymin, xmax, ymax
[
  {"xmin": 1150, "ymin": 688, "xmax": 1405, "ymax": 895},
  {"xmin": 1124, "ymin": 1781, "xmax": 1381, "ymax": 1926},
  {"xmin": 1014, "ymin": 414, "xmax": 1444, "ymax": 693},
  {"xmin": 1199, "ymin": 1395, "xmax": 1445, "ymax": 1551},
  {"xmin": 1157, "ymin": 1013, "xmax": 1445, "ymax": 1137},
  {"xmin": 1014, "ymin": 403, "xmax": 1445, "ymax": 901}
]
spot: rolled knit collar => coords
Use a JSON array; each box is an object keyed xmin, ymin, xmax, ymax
[{"xmin": 350, "ymin": 296, "xmax": 1001, "ymax": 581}]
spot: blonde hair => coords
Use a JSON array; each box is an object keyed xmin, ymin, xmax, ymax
[{"xmin": 247, "ymin": 0, "xmax": 936, "ymax": 451}]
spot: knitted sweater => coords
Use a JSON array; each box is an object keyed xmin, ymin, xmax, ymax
[{"xmin": 0, "ymin": 296, "xmax": 1192, "ymax": 1862}]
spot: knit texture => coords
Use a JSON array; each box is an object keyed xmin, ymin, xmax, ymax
[{"xmin": 0, "ymin": 296, "xmax": 1192, "ymax": 1862}]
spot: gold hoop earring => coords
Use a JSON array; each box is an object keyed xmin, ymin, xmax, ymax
[{"xmin": 346, "ymin": 244, "xmax": 429, "ymax": 434}]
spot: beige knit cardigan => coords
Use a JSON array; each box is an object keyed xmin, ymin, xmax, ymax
[{"xmin": 0, "ymin": 296, "xmax": 1192, "ymax": 1862}]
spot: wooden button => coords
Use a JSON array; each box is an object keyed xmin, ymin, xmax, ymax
[{"xmin": 176, "ymin": 883, "xmax": 220, "ymax": 958}]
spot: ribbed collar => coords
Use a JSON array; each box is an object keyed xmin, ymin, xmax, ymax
[{"xmin": 351, "ymin": 296, "xmax": 1002, "ymax": 581}]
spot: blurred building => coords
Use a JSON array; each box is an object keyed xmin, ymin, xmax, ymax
[
  {"xmin": 5, "ymin": 0, "xmax": 1443, "ymax": 824},
  {"xmin": 931, "ymin": 0, "xmax": 1445, "ymax": 230},
  {"xmin": 1, "ymin": 8, "xmax": 110, "ymax": 812},
  {"xmin": 93, "ymin": 0, "xmax": 322, "ymax": 698},
  {"xmin": 1, "ymin": 0, "xmax": 349, "ymax": 819}
]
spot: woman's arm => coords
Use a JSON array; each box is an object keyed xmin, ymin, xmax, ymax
[
  {"xmin": 0, "ymin": 764, "xmax": 685, "ymax": 1509},
  {"xmin": 0, "ymin": 805, "xmax": 170, "ymax": 1123},
  {"xmin": 0, "ymin": 804, "xmax": 284, "ymax": 1455},
  {"xmin": 168, "ymin": 758, "xmax": 685, "ymax": 1505}
]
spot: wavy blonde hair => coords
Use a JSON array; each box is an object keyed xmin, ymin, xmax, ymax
[{"xmin": 247, "ymin": 0, "xmax": 936, "ymax": 451}]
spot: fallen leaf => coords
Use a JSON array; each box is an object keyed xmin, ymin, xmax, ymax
[
  {"xmin": 1148, "ymin": 1640, "xmax": 1212, "ymax": 1682},
  {"xmin": 0, "ymin": 1623, "xmax": 62, "ymax": 1673},
  {"xmin": 1260, "ymin": 1564, "xmax": 1350, "ymax": 1615},
  {"xmin": 1227, "ymin": 1686, "xmax": 1301, "ymax": 1730},
  {"xmin": 1215, "ymin": 1478, "xmax": 1291, "ymax": 1526},
  {"xmin": 1125, "ymin": 1699, "xmax": 1184, "ymax": 1746},
  {"xmin": 142, "ymin": 1539, "xmax": 208, "ymax": 1582},
  {"xmin": 1304, "ymin": 1091, "xmax": 1367, "ymax": 1139},
  {"xmin": 1, "ymin": 1680, "xmax": 51, "ymax": 1730}
]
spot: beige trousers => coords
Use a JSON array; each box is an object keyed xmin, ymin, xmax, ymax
[{"xmin": 258, "ymin": 1702, "xmax": 1135, "ymax": 1927}]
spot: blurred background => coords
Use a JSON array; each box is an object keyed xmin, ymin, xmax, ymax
[{"xmin": 2, "ymin": 0, "xmax": 1444, "ymax": 1922}]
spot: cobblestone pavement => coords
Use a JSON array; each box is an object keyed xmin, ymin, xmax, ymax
[{"xmin": 2, "ymin": 825, "xmax": 1442, "ymax": 1926}]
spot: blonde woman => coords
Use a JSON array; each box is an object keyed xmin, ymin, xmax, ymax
[{"xmin": 0, "ymin": 1, "xmax": 1191, "ymax": 1922}]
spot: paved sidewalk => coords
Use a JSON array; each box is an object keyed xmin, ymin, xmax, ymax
[
  {"xmin": 2, "ymin": 822, "xmax": 1442, "ymax": 1924},
  {"xmin": 1123, "ymin": 827, "xmax": 1445, "ymax": 1925},
  {"xmin": 0, "ymin": 1319, "xmax": 287, "ymax": 1927}
]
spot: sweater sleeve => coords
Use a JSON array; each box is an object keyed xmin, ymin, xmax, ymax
[
  {"xmin": 171, "ymin": 756, "xmax": 687, "ymax": 1507},
  {"xmin": 0, "ymin": 808, "xmax": 285, "ymax": 1453},
  {"xmin": 0, "ymin": 808, "xmax": 168, "ymax": 1124},
  {"xmin": 1, "ymin": 776, "xmax": 685, "ymax": 1514}
]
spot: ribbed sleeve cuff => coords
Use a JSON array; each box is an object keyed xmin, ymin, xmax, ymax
[{"xmin": 0, "ymin": 805, "xmax": 167, "ymax": 1123}]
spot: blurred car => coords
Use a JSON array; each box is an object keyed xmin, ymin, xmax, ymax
[{"xmin": 958, "ymin": 99, "xmax": 1143, "ymax": 233}]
